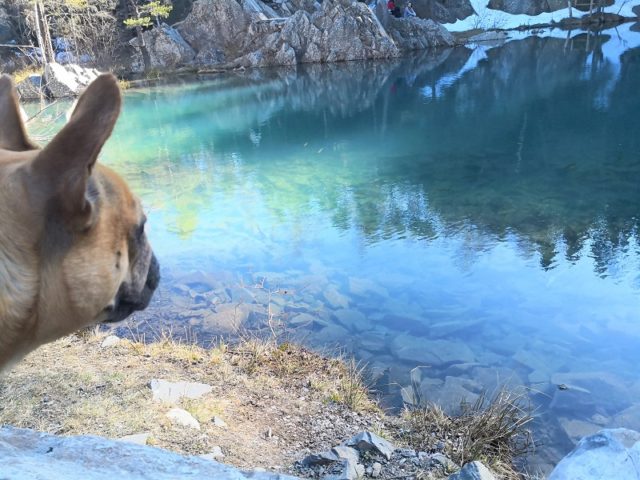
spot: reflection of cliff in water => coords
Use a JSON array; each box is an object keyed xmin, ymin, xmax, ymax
[{"xmin": 108, "ymin": 30, "xmax": 640, "ymax": 273}]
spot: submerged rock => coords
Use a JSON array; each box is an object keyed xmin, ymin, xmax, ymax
[{"xmin": 549, "ymin": 428, "xmax": 640, "ymax": 480}]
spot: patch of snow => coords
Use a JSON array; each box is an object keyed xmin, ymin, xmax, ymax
[{"xmin": 444, "ymin": 0, "xmax": 640, "ymax": 32}]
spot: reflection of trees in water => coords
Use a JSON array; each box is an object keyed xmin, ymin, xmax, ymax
[{"xmin": 106, "ymin": 32, "xmax": 640, "ymax": 272}]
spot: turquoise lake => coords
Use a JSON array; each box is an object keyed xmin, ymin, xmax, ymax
[{"xmin": 27, "ymin": 25, "xmax": 640, "ymax": 473}]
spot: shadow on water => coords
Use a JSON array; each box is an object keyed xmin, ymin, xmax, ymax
[{"xmin": 26, "ymin": 25, "xmax": 640, "ymax": 474}]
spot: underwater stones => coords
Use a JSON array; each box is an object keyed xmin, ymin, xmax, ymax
[
  {"xmin": 323, "ymin": 287, "xmax": 350, "ymax": 309},
  {"xmin": 549, "ymin": 429, "xmax": 640, "ymax": 480},
  {"xmin": 469, "ymin": 366, "xmax": 525, "ymax": 394},
  {"xmin": 228, "ymin": 286, "xmax": 256, "ymax": 304},
  {"xmin": 612, "ymin": 404, "xmax": 640, "ymax": 432},
  {"xmin": 550, "ymin": 371, "xmax": 632, "ymax": 415},
  {"xmin": 391, "ymin": 334, "xmax": 475, "ymax": 366},
  {"xmin": 202, "ymin": 303, "xmax": 254, "ymax": 333},
  {"xmin": 348, "ymin": 277, "xmax": 389, "ymax": 298},
  {"xmin": 289, "ymin": 313, "xmax": 317, "ymax": 327},
  {"xmin": 426, "ymin": 376, "xmax": 481, "ymax": 414},
  {"xmin": 333, "ymin": 309, "xmax": 371, "ymax": 333},
  {"xmin": 558, "ymin": 418, "xmax": 603, "ymax": 444},
  {"xmin": 391, "ymin": 335, "xmax": 441, "ymax": 365}
]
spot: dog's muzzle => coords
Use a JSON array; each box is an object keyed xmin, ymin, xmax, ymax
[{"xmin": 104, "ymin": 254, "xmax": 160, "ymax": 323}]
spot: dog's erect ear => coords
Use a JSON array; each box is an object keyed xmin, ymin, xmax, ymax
[
  {"xmin": 32, "ymin": 74, "xmax": 121, "ymax": 223},
  {"xmin": 0, "ymin": 75, "xmax": 37, "ymax": 151}
]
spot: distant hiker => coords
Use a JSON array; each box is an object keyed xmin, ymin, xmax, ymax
[
  {"xmin": 387, "ymin": 0, "xmax": 401, "ymax": 17},
  {"xmin": 404, "ymin": 2, "xmax": 417, "ymax": 17}
]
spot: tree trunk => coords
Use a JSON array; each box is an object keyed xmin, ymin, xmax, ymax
[
  {"xmin": 33, "ymin": 1, "xmax": 54, "ymax": 65},
  {"xmin": 123, "ymin": 0, "xmax": 151, "ymax": 72},
  {"xmin": 567, "ymin": 0, "xmax": 572, "ymax": 18}
]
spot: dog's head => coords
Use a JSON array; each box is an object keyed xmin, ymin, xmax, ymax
[{"xmin": 0, "ymin": 74, "xmax": 159, "ymax": 366}]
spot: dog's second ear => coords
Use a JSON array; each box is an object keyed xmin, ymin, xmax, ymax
[
  {"xmin": 32, "ymin": 74, "xmax": 122, "ymax": 226},
  {"xmin": 0, "ymin": 75, "xmax": 37, "ymax": 151}
]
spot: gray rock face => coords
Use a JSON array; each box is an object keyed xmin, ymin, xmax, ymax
[
  {"xmin": 178, "ymin": 0, "xmax": 249, "ymax": 60},
  {"xmin": 130, "ymin": 24, "xmax": 195, "ymax": 72},
  {"xmin": 549, "ymin": 428, "xmax": 640, "ymax": 480},
  {"xmin": 0, "ymin": 426, "xmax": 298, "ymax": 480},
  {"xmin": 447, "ymin": 461, "xmax": 497, "ymax": 480},
  {"xmin": 392, "ymin": 18, "xmax": 454, "ymax": 50},
  {"xmin": 43, "ymin": 63, "xmax": 101, "ymax": 98}
]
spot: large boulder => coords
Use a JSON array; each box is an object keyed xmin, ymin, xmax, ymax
[
  {"xmin": 43, "ymin": 62, "xmax": 101, "ymax": 98},
  {"xmin": 130, "ymin": 24, "xmax": 196, "ymax": 72},
  {"xmin": 0, "ymin": 426, "xmax": 298, "ymax": 480},
  {"xmin": 549, "ymin": 428, "xmax": 640, "ymax": 480},
  {"xmin": 411, "ymin": 0, "xmax": 474, "ymax": 24},
  {"xmin": 386, "ymin": 17, "xmax": 455, "ymax": 50},
  {"xmin": 178, "ymin": 0, "xmax": 250, "ymax": 61}
]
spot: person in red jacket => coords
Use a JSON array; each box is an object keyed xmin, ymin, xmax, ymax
[{"xmin": 387, "ymin": 0, "xmax": 401, "ymax": 17}]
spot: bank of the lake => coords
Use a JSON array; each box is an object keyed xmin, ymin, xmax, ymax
[{"xmin": 0, "ymin": 331, "xmax": 533, "ymax": 479}]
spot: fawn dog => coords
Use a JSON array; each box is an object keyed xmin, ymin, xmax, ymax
[{"xmin": 0, "ymin": 73, "xmax": 159, "ymax": 371}]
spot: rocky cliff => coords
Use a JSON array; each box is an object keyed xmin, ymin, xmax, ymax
[{"xmin": 127, "ymin": 0, "xmax": 453, "ymax": 72}]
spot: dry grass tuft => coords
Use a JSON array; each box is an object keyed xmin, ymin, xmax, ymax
[
  {"xmin": 12, "ymin": 66, "xmax": 43, "ymax": 85},
  {"xmin": 401, "ymin": 389, "xmax": 535, "ymax": 479}
]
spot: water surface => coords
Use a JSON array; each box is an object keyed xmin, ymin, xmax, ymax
[{"xmin": 28, "ymin": 25, "xmax": 640, "ymax": 473}]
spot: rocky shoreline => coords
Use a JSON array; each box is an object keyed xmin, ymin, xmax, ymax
[
  {"xmin": 1, "ymin": 331, "xmax": 638, "ymax": 478},
  {"xmin": 6, "ymin": 0, "xmax": 640, "ymax": 99}
]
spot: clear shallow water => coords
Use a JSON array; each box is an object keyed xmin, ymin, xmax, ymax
[{"xmin": 28, "ymin": 27, "xmax": 640, "ymax": 472}]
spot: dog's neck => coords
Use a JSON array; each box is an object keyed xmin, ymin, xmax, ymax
[{"xmin": 0, "ymin": 155, "xmax": 40, "ymax": 366}]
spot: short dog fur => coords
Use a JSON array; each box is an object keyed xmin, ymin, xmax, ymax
[{"xmin": 0, "ymin": 73, "xmax": 159, "ymax": 370}]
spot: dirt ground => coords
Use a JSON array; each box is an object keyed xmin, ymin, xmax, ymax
[{"xmin": 0, "ymin": 330, "xmax": 391, "ymax": 476}]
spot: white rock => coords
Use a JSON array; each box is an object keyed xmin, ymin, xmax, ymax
[
  {"xmin": 149, "ymin": 379, "xmax": 212, "ymax": 403},
  {"xmin": 101, "ymin": 335, "xmax": 121, "ymax": 348},
  {"xmin": 118, "ymin": 433, "xmax": 150, "ymax": 445},
  {"xmin": 0, "ymin": 426, "xmax": 298, "ymax": 479},
  {"xmin": 549, "ymin": 428, "xmax": 640, "ymax": 480},
  {"xmin": 371, "ymin": 462, "xmax": 382, "ymax": 477},
  {"xmin": 166, "ymin": 408, "xmax": 200, "ymax": 430}
]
